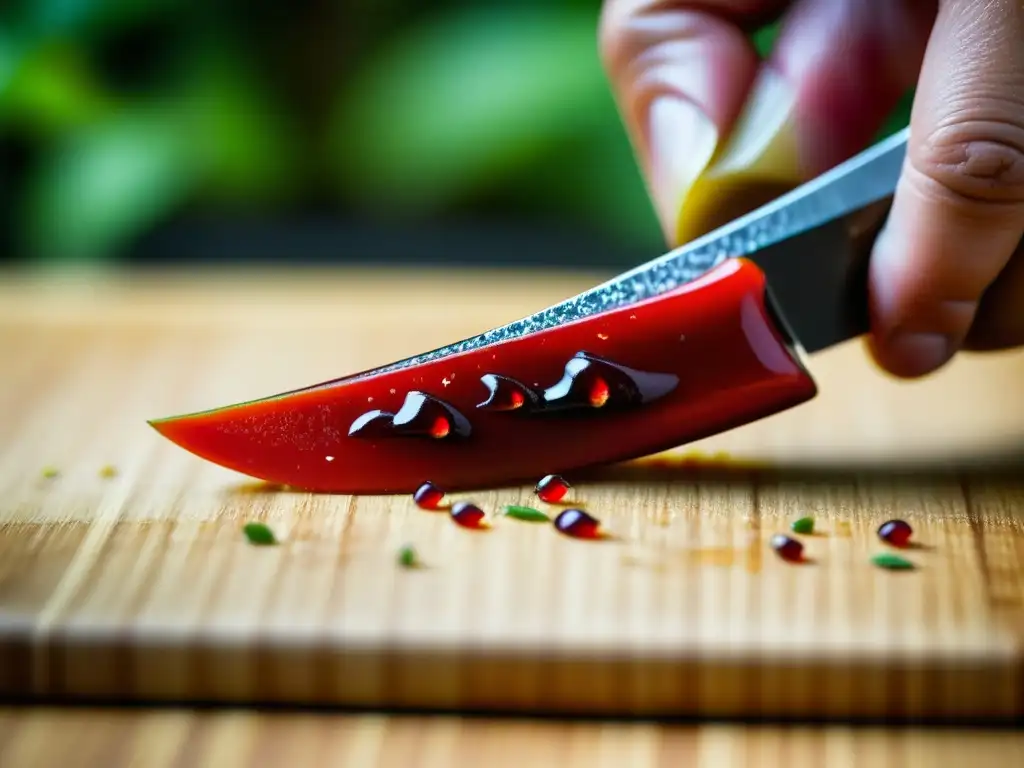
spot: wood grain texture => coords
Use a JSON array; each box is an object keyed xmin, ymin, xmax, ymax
[
  {"xmin": 1, "ymin": 709, "xmax": 1022, "ymax": 768},
  {"xmin": 2, "ymin": 267, "xmax": 1024, "ymax": 720}
]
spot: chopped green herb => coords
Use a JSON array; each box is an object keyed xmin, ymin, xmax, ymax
[
  {"xmin": 790, "ymin": 516, "xmax": 814, "ymax": 535},
  {"xmin": 397, "ymin": 544, "xmax": 419, "ymax": 568},
  {"xmin": 871, "ymin": 553, "xmax": 914, "ymax": 571},
  {"xmin": 242, "ymin": 522, "xmax": 277, "ymax": 545},
  {"xmin": 502, "ymin": 505, "xmax": 550, "ymax": 522},
  {"xmin": 41, "ymin": 466, "xmax": 59, "ymax": 479}
]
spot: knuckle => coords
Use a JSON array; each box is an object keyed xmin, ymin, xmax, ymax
[
  {"xmin": 597, "ymin": 2, "xmax": 691, "ymax": 79},
  {"xmin": 597, "ymin": 2, "xmax": 634, "ymax": 76},
  {"xmin": 912, "ymin": 119, "xmax": 1024, "ymax": 207}
]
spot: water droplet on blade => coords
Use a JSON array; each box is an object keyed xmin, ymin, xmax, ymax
[
  {"xmin": 389, "ymin": 391, "xmax": 472, "ymax": 439},
  {"xmin": 542, "ymin": 351, "xmax": 678, "ymax": 413},
  {"xmin": 348, "ymin": 410, "xmax": 395, "ymax": 438},
  {"xmin": 476, "ymin": 374, "xmax": 538, "ymax": 412}
]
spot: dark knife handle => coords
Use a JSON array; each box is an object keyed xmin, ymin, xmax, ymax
[{"xmin": 151, "ymin": 258, "xmax": 818, "ymax": 493}]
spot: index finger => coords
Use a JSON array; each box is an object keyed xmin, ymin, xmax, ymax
[{"xmin": 599, "ymin": 0, "xmax": 789, "ymax": 243}]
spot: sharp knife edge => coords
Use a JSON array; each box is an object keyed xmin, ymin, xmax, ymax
[{"xmin": 346, "ymin": 127, "xmax": 910, "ymax": 381}]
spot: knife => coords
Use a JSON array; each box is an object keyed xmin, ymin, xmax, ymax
[{"xmin": 150, "ymin": 128, "xmax": 909, "ymax": 493}]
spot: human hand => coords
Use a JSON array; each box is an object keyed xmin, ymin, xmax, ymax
[{"xmin": 599, "ymin": 0, "xmax": 1024, "ymax": 378}]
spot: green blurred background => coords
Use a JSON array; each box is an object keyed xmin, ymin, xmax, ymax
[{"xmin": 0, "ymin": 0, "xmax": 912, "ymax": 269}]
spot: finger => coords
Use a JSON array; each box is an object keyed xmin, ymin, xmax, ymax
[
  {"xmin": 866, "ymin": 0, "xmax": 1024, "ymax": 378},
  {"xmin": 963, "ymin": 243, "xmax": 1024, "ymax": 352},
  {"xmin": 671, "ymin": 0, "xmax": 933, "ymax": 244},
  {"xmin": 598, "ymin": 0, "xmax": 789, "ymax": 243},
  {"xmin": 769, "ymin": 0, "xmax": 934, "ymax": 175}
]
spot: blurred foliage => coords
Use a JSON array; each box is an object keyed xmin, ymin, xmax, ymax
[
  {"xmin": 23, "ymin": 108, "xmax": 196, "ymax": 260},
  {"xmin": 328, "ymin": 4, "xmax": 660, "ymax": 246},
  {"xmin": 0, "ymin": 0, "xmax": 913, "ymax": 263},
  {"xmin": 1, "ymin": 0, "xmax": 307, "ymax": 261}
]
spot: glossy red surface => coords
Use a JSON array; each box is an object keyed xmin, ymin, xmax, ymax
[
  {"xmin": 878, "ymin": 519, "xmax": 913, "ymax": 547},
  {"xmin": 150, "ymin": 258, "xmax": 818, "ymax": 493},
  {"xmin": 450, "ymin": 501, "xmax": 486, "ymax": 529},
  {"xmin": 770, "ymin": 534, "xmax": 804, "ymax": 562},
  {"xmin": 413, "ymin": 481, "xmax": 445, "ymax": 510},
  {"xmin": 536, "ymin": 474, "xmax": 570, "ymax": 504},
  {"xmin": 553, "ymin": 509, "xmax": 602, "ymax": 540}
]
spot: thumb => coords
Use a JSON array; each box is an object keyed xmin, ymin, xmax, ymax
[{"xmin": 867, "ymin": 0, "xmax": 1024, "ymax": 379}]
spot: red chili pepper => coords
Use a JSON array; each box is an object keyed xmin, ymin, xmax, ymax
[{"xmin": 150, "ymin": 258, "xmax": 816, "ymax": 493}]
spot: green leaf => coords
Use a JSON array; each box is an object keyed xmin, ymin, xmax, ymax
[
  {"xmin": 751, "ymin": 23, "xmax": 781, "ymax": 58},
  {"xmin": 790, "ymin": 516, "xmax": 815, "ymax": 535},
  {"xmin": 242, "ymin": 522, "xmax": 277, "ymax": 546},
  {"xmin": 23, "ymin": 108, "xmax": 198, "ymax": 260},
  {"xmin": 9, "ymin": 0, "xmax": 185, "ymax": 37},
  {"xmin": 0, "ymin": 30, "xmax": 27, "ymax": 96},
  {"xmin": 871, "ymin": 553, "xmax": 915, "ymax": 571},
  {"xmin": 1, "ymin": 41, "xmax": 112, "ymax": 134},
  {"xmin": 180, "ymin": 48, "xmax": 300, "ymax": 203},
  {"xmin": 529, "ymin": 111, "xmax": 663, "ymax": 253},
  {"xmin": 875, "ymin": 88, "xmax": 914, "ymax": 141},
  {"xmin": 397, "ymin": 544, "xmax": 420, "ymax": 568},
  {"xmin": 22, "ymin": 0, "xmax": 98, "ymax": 35},
  {"xmin": 329, "ymin": 5, "xmax": 610, "ymax": 213},
  {"xmin": 502, "ymin": 505, "xmax": 550, "ymax": 523}
]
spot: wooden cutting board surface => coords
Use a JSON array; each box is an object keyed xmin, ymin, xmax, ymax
[
  {"xmin": 3, "ymin": 709, "xmax": 1024, "ymax": 767},
  {"xmin": 2, "ymin": 266, "xmax": 1024, "ymax": 720}
]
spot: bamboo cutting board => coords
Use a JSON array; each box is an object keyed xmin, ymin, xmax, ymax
[
  {"xmin": 3, "ymin": 709, "xmax": 1024, "ymax": 767},
  {"xmin": 2, "ymin": 266, "xmax": 1024, "ymax": 721}
]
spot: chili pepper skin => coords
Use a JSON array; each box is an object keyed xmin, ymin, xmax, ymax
[{"xmin": 150, "ymin": 258, "xmax": 817, "ymax": 494}]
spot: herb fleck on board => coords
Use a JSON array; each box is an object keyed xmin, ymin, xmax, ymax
[
  {"xmin": 502, "ymin": 505, "xmax": 550, "ymax": 522},
  {"xmin": 242, "ymin": 522, "xmax": 277, "ymax": 545},
  {"xmin": 871, "ymin": 553, "xmax": 915, "ymax": 571}
]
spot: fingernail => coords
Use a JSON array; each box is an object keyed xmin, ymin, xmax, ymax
[
  {"xmin": 882, "ymin": 331, "xmax": 953, "ymax": 378},
  {"xmin": 647, "ymin": 96, "xmax": 717, "ymax": 244},
  {"xmin": 868, "ymin": 222, "xmax": 955, "ymax": 378}
]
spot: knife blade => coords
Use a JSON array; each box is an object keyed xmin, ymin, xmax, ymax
[{"xmin": 150, "ymin": 129, "xmax": 909, "ymax": 493}]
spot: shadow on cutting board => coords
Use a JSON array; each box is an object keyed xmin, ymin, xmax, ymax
[
  {"xmin": 579, "ymin": 449, "xmax": 1024, "ymax": 488},
  {"xmin": 226, "ymin": 438, "xmax": 1024, "ymax": 498}
]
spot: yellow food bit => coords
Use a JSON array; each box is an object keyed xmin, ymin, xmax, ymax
[
  {"xmin": 674, "ymin": 69, "xmax": 801, "ymax": 246},
  {"xmin": 98, "ymin": 464, "xmax": 118, "ymax": 478},
  {"xmin": 41, "ymin": 466, "xmax": 59, "ymax": 479}
]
